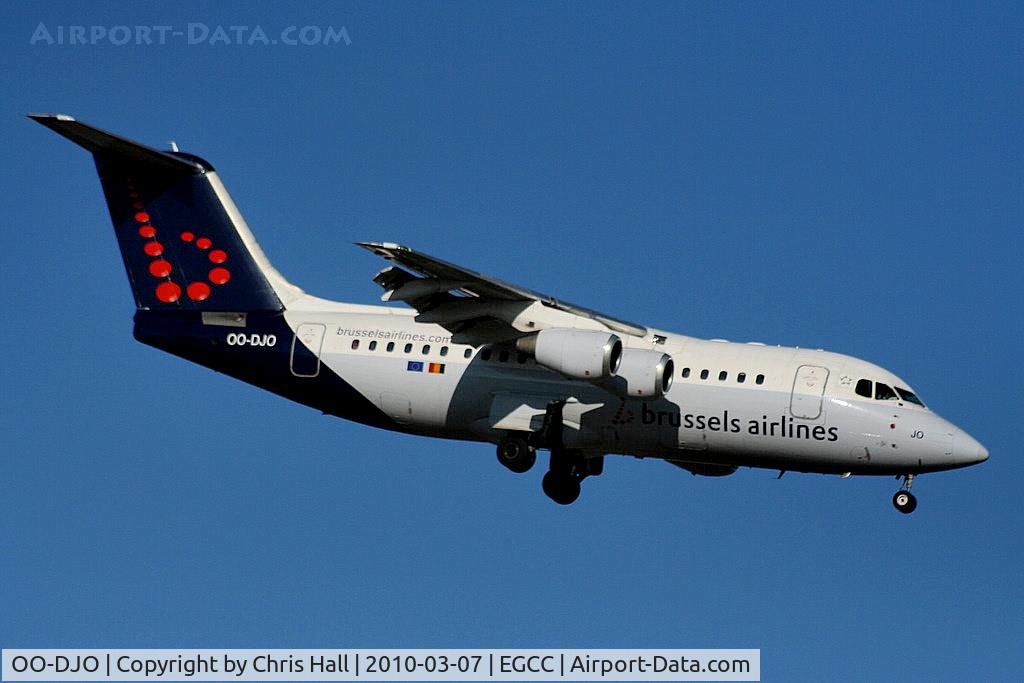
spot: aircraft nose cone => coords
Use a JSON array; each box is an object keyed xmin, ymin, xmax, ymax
[{"xmin": 954, "ymin": 431, "xmax": 988, "ymax": 466}]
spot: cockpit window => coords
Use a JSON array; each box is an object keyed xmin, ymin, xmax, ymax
[
  {"xmin": 874, "ymin": 382, "xmax": 898, "ymax": 401},
  {"xmin": 896, "ymin": 387, "xmax": 925, "ymax": 407},
  {"xmin": 855, "ymin": 379, "xmax": 872, "ymax": 398}
]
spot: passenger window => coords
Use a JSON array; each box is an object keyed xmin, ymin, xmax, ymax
[
  {"xmin": 422, "ymin": 344, "xmax": 430, "ymax": 355},
  {"xmin": 351, "ymin": 339, "xmax": 359, "ymax": 350},
  {"xmin": 499, "ymin": 350, "xmax": 510, "ymax": 363},
  {"xmin": 368, "ymin": 341, "xmax": 377, "ymax": 351},
  {"xmin": 440, "ymin": 346, "xmax": 449, "ymax": 357},
  {"xmin": 681, "ymin": 367, "xmax": 690, "ymax": 378},
  {"xmin": 464, "ymin": 348, "xmax": 472, "ymax": 359},
  {"xmin": 855, "ymin": 379, "xmax": 872, "ymax": 398},
  {"xmin": 896, "ymin": 387, "xmax": 925, "ymax": 406},
  {"xmin": 404, "ymin": 343, "xmax": 413, "ymax": 354},
  {"xmin": 718, "ymin": 370, "xmax": 728, "ymax": 381},
  {"xmin": 875, "ymin": 382, "xmax": 898, "ymax": 401},
  {"xmin": 516, "ymin": 352, "xmax": 528, "ymax": 364},
  {"xmin": 755, "ymin": 374, "xmax": 765, "ymax": 385},
  {"xmin": 481, "ymin": 348, "xmax": 492, "ymax": 361},
  {"xmin": 737, "ymin": 372, "xmax": 746, "ymax": 383},
  {"xmin": 386, "ymin": 342, "xmax": 395, "ymax": 352},
  {"xmin": 700, "ymin": 369, "xmax": 709, "ymax": 380}
]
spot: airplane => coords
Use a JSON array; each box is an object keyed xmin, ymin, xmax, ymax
[{"xmin": 30, "ymin": 114, "xmax": 989, "ymax": 513}]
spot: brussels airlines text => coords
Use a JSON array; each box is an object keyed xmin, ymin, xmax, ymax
[{"xmin": 642, "ymin": 405, "xmax": 839, "ymax": 442}]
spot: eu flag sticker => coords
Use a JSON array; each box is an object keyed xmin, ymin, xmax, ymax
[{"xmin": 407, "ymin": 361, "xmax": 424, "ymax": 372}]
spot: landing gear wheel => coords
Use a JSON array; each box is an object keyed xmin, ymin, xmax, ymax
[
  {"xmin": 893, "ymin": 490, "xmax": 917, "ymax": 514},
  {"xmin": 542, "ymin": 471, "xmax": 581, "ymax": 505},
  {"xmin": 496, "ymin": 436, "xmax": 536, "ymax": 473}
]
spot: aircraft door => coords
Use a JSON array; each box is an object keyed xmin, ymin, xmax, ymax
[
  {"xmin": 790, "ymin": 365, "xmax": 829, "ymax": 419},
  {"xmin": 291, "ymin": 323, "xmax": 326, "ymax": 377}
]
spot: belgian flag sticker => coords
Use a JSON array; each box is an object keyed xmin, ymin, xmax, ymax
[{"xmin": 428, "ymin": 363, "xmax": 445, "ymax": 374}]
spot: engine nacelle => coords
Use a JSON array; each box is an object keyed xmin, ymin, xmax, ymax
[
  {"xmin": 612, "ymin": 349, "xmax": 675, "ymax": 398},
  {"xmin": 517, "ymin": 328, "xmax": 622, "ymax": 380}
]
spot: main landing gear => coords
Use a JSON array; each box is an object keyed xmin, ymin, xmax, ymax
[
  {"xmin": 497, "ymin": 437, "xmax": 603, "ymax": 505},
  {"xmin": 541, "ymin": 449, "xmax": 603, "ymax": 505},
  {"xmin": 495, "ymin": 400, "xmax": 604, "ymax": 505},
  {"xmin": 537, "ymin": 399, "xmax": 603, "ymax": 505},
  {"xmin": 496, "ymin": 434, "xmax": 537, "ymax": 474},
  {"xmin": 892, "ymin": 474, "xmax": 918, "ymax": 514}
]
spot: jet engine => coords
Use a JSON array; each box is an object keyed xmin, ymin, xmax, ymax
[
  {"xmin": 516, "ymin": 328, "xmax": 622, "ymax": 380},
  {"xmin": 611, "ymin": 349, "xmax": 675, "ymax": 398}
]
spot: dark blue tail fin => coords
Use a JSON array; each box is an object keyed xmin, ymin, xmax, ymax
[{"xmin": 31, "ymin": 114, "xmax": 289, "ymax": 311}]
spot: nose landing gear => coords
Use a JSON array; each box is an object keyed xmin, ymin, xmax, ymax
[{"xmin": 892, "ymin": 474, "xmax": 918, "ymax": 514}]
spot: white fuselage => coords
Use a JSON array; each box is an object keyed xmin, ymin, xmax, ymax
[{"xmin": 278, "ymin": 297, "xmax": 985, "ymax": 476}]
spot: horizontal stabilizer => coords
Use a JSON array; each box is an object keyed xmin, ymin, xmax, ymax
[{"xmin": 28, "ymin": 114, "xmax": 202, "ymax": 175}]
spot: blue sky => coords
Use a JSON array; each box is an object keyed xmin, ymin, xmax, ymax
[{"xmin": 1, "ymin": 1, "xmax": 1021, "ymax": 680}]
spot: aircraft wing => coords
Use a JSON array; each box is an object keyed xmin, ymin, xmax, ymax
[{"xmin": 356, "ymin": 242, "xmax": 647, "ymax": 339}]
